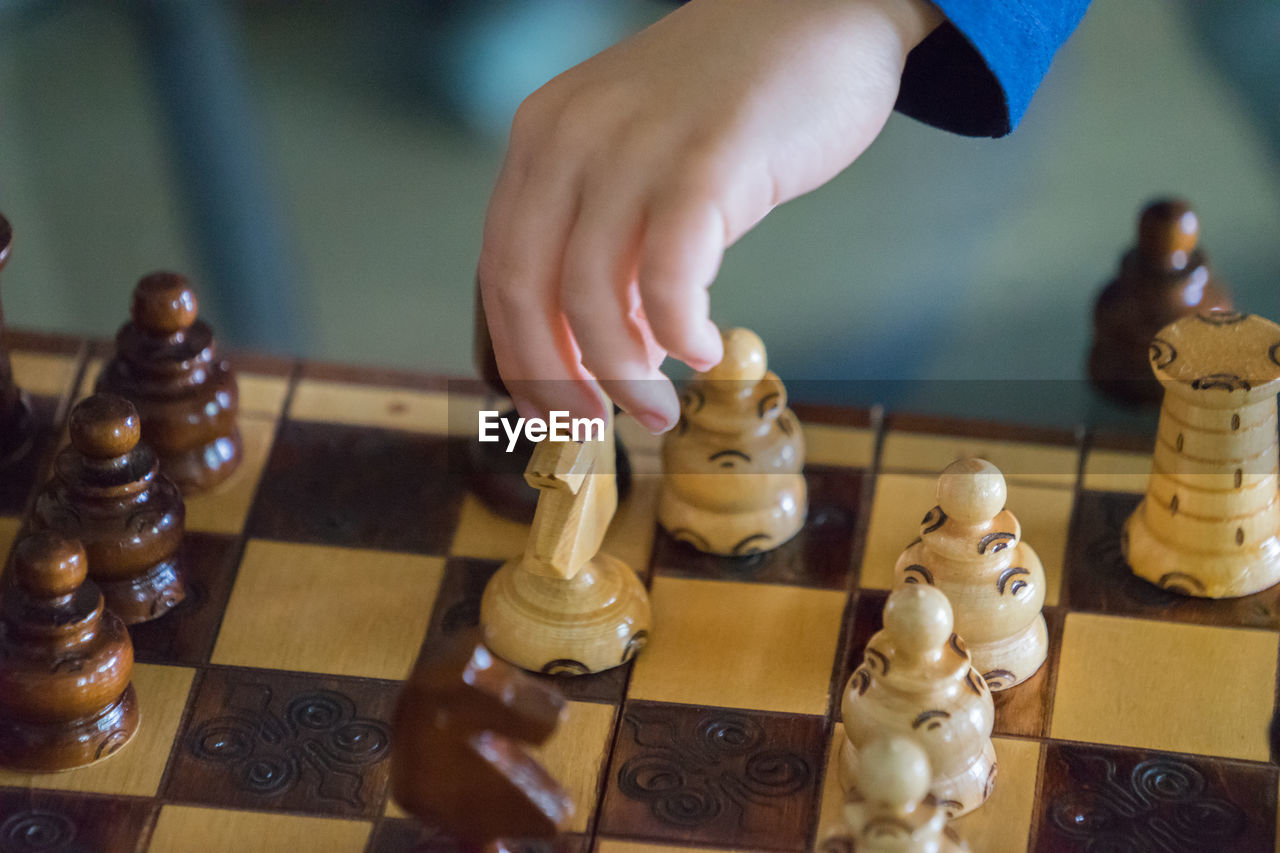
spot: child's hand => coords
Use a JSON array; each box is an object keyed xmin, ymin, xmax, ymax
[{"xmin": 478, "ymin": 0, "xmax": 941, "ymax": 433}]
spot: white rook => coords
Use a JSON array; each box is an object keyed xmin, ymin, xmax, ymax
[{"xmin": 1124, "ymin": 309, "xmax": 1280, "ymax": 598}]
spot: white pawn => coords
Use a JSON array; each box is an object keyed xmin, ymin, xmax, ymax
[
  {"xmin": 820, "ymin": 736, "xmax": 968, "ymax": 853},
  {"xmin": 894, "ymin": 458, "xmax": 1047, "ymax": 691},
  {"xmin": 839, "ymin": 585, "xmax": 996, "ymax": 817},
  {"xmin": 658, "ymin": 328, "xmax": 806, "ymax": 555}
]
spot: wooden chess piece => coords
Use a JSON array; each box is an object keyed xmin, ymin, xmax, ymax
[
  {"xmin": 658, "ymin": 327, "xmax": 806, "ymax": 555},
  {"xmin": 1124, "ymin": 309, "xmax": 1280, "ymax": 597},
  {"xmin": 391, "ymin": 630, "xmax": 572, "ymax": 849},
  {"xmin": 0, "ymin": 213, "xmax": 37, "ymax": 465},
  {"xmin": 1089, "ymin": 199, "xmax": 1232, "ymax": 406},
  {"xmin": 96, "ymin": 272, "xmax": 242, "ymax": 493},
  {"xmin": 839, "ymin": 584, "xmax": 996, "ymax": 817},
  {"xmin": 31, "ymin": 393, "xmax": 187, "ymax": 624},
  {"xmin": 481, "ymin": 412, "xmax": 651, "ymax": 674},
  {"xmin": 0, "ymin": 533, "xmax": 139, "ymax": 772},
  {"xmin": 893, "ymin": 458, "xmax": 1047, "ymax": 691},
  {"xmin": 468, "ymin": 285, "xmax": 631, "ymax": 521},
  {"xmin": 820, "ymin": 736, "xmax": 969, "ymax": 853}
]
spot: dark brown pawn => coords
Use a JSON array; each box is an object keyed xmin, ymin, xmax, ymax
[
  {"xmin": 96, "ymin": 272, "xmax": 241, "ymax": 492},
  {"xmin": 391, "ymin": 630, "xmax": 572, "ymax": 849},
  {"xmin": 468, "ymin": 284, "xmax": 630, "ymax": 521},
  {"xmin": 1088, "ymin": 199, "xmax": 1233, "ymax": 405},
  {"xmin": 0, "ymin": 533, "xmax": 139, "ymax": 772},
  {"xmin": 0, "ymin": 213, "xmax": 37, "ymax": 464},
  {"xmin": 31, "ymin": 393, "xmax": 186, "ymax": 624}
]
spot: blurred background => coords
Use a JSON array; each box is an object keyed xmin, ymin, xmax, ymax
[{"xmin": 0, "ymin": 0, "xmax": 1277, "ymax": 426}]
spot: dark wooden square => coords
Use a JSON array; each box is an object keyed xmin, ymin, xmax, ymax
[
  {"xmin": 834, "ymin": 591, "xmax": 1058, "ymax": 737},
  {"xmin": 650, "ymin": 466, "xmax": 864, "ymax": 590},
  {"xmin": 366, "ymin": 819, "xmax": 587, "ymax": 853},
  {"xmin": 162, "ymin": 666, "xmax": 396, "ymax": 818},
  {"xmin": 248, "ymin": 421, "xmax": 464, "ymax": 554},
  {"xmin": 599, "ymin": 700, "xmax": 825, "ymax": 849},
  {"xmin": 1063, "ymin": 490, "xmax": 1280, "ymax": 628},
  {"xmin": 422, "ymin": 557, "xmax": 630, "ymax": 704},
  {"xmin": 129, "ymin": 532, "xmax": 242, "ymax": 665},
  {"xmin": 0, "ymin": 788, "xmax": 155, "ymax": 853},
  {"xmin": 1033, "ymin": 742, "xmax": 1277, "ymax": 852}
]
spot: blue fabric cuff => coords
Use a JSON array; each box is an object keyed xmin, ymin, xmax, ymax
[{"xmin": 895, "ymin": 0, "xmax": 1090, "ymax": 137}]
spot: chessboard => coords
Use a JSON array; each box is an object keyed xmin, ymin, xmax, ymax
[{"xmin": 2, "ymin": 329, "xmax": 1279, "ymax": 853}]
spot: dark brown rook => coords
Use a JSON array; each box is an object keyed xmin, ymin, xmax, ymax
[
  {"xmin": 96, "ymin": 271, "xmax": 242, "ymax": 493},
  {"xmin": 1088, "ymin": 198, "xmax": 1233, "ymax": 406},
  {"xmin": 0, "ymin": 213, "xmax": 37, "ymax": 464},
  {"xmin": 391, "ymin": 630, "xmax": 573, "ymax": 847},
  {"xmin": 31, "ymin": 393, "xmax": 187, "ymax": 624},
  {"xmin": 0, "ymin": 532, "xmax": 139, "ymax": 771}
]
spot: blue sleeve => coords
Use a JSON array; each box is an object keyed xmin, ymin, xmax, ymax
[{"xmin": 895, "ymin": 1, "xmax": 1091, "ymax": 137}]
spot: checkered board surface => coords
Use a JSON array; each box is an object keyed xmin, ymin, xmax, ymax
[{"xmin": 3, "ymin": 329, "xmax": 1280, "ymax": 853}]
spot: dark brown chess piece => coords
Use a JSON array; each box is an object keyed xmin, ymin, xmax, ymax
[
  {"xmin": 31, "ymin": 393, "xmax": 186, "ymax": 624},
  {"xmin": 1088, "ymin": 199, "xmax": 1233, "ymax": 406},
  {"xmin": 469, "ymin": 284, "xmax": 630, "ymax": 522},
  {"xmin": 96, "ymin": 272, "xmax": 242, "ymax": 492},
  {"xmin": 391, "ymin": 630, "xmax": 572, "ymax": 850},
  {"xmin": 0, "ymin": 213, "xmax": 37, "ymax": 465},
  {"xmin": 0, "ymin": 532, "xmax": 139, "ymax": 771}
]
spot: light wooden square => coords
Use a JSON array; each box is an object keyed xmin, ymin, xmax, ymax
[
  {"xmin": 0, "ymin": 664, "xmax": 194, "ymax": 796},
  {"xmin": 818, "ymin": 728, "xmax": 1040, "ymax": 851},
  {"xmin": 449, "ymin": 493, "xmax": 530, "ymax": 561},
  {"xmin": 534, "ymin": 700, "xmax": 617, "ymax": 833},
  {"xmin": 288, "ymin": 379, "xmax": 449, "ymax": 434},
  {"xmin": 805, "ymin": 424, "xmax": 876, "ymax": 469},
  {"xmin": 881, "ymin": 431, "xmax": 1079, "ymax": 488},
  {"xmin": 951, "ymin": 736, "xmax": 1041, "ymax": 851},
  {"xmin": 211, "ymin": 540, "xmax": 444, "ymax": 680},
  {"xmin": 185, "ymin": 415, "xmax": 276, "ymax": 535},
  {"xmin": 1083, "ymin": 448, "xmax": 1151, "ymax": 494},
  {"xmin": 236, "ymin": 373, "xmax": 291, "ymax": 419},
  {"xmin": 150, "ymin": 806, "xmax": 371, "ymax": 853},
  {"xmin": 858, "ymin": 473, "xmax": 1068, "ymax": 605},
  {"xmin": 629, "ymin": 577, "xmax": 846, "ymax": 715},
  {"xmin": 1051, "ymin": 613, "xmax": 1278, "ymax": 761},
  {"xmin": 12, "ymin": 351, "xmax": 78, "ymax": 399}
]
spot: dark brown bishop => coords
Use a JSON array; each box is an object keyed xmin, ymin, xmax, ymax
[
  {"xmin": 391, "ymin": 630, "xmax": 573, "ymax": 850},
  {"xmin": 31, "ymin": 393, "xmax": 187, "ymax": 624},
  {"xmin": 0, "ymin": 213, "xmax": 37, "ymax": 465},
  {"xmin": 96, "ymin": 272, "xmax": 241, "ymax": 493},
  {"xmin": 0, "ymin": 533, "xmax": 139, "ymax": 771},
  {"xmin": 1089, "ymin": 199, "xmax": 1233, "ymax": 406}
]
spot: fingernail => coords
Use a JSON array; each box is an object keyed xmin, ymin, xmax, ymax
[{"xmin": 637, "ymin": 411, "xmax": 674, "ymax": 434}]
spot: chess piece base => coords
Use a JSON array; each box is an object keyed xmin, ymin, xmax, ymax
[
  {"xmin": 98, "ymin": 559, "xmax": 187, "ymax": 625},
  {"xmin": 658, "ymin": 473, "xmax": 806, "ymax": 556},
  {"xmin": 0, "ymin": 684, "xmax": 139, "ymax": 772},
  {"xmin": 0, "ymin": 391, "xmax": 36, "ymax": 466},
  {"xmin": 838, "ymin": 734, "xmax": 997, "ymax": 818},
  {"xmin": 1124, "ymin": 503, "xmax": 1280, "ymax": 598},
  {"xmin": 161, "ymin": 428, "xmax": 243, "ymax": 494},
  {"xmin": 970, "ymin": 614, "xmax": 1048, "ymax": 691},
  {"xmin": 481, "ymin": 553, "xmax": 651, "ymax": 675}
]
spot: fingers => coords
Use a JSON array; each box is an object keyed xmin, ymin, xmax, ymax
[
  {"xmin": 477, "ymin": 101, "xmax": 607, "ymax": 424},
  {"xmin": 637, "ymin": 190, "xmax": 727, "ymax": 374},
  {"xmin": 560, "ymin": 178, "xmax": 680, "ymax": 433}
]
